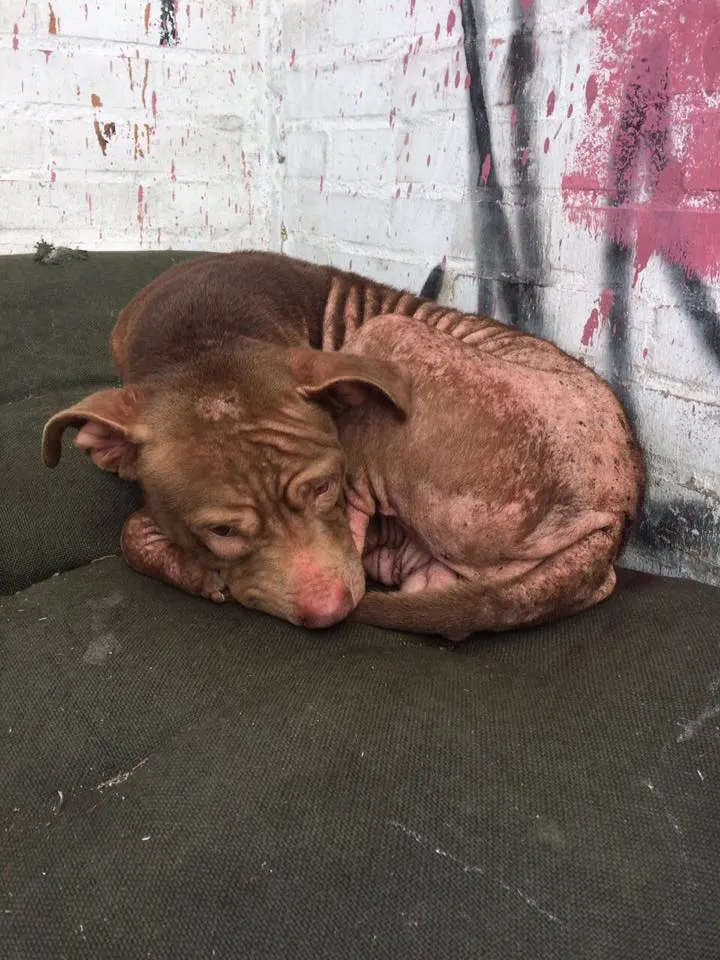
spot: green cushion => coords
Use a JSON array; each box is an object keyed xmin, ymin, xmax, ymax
[
  {"xmin": 2, "ymin": 560, "xmax": 719, "ymax": 958},
  {"xmin": 1, "ymin": 252, "xmax": 202, "ymax": 594},
  {"xmin": 2, "ymin": 250, "xmax": 719, "ymax": 959},
  {"xmin": 0, "ymin": 251, "xmax": 202, "ymax": 405}
]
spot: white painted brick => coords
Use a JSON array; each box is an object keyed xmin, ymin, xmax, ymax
[
  {"xmin": 325, "ymin": 128, "xmax": 396, "ymax": 184},
  {"xmin": 284, "ymin": 61, "xmax": 395, "ymax": 121},
  {"xmin": 282, "ymin": 129, "xmax": 327, "ymax": 178},
  {"xmin": 394, "ymin": 117, "xmax": 471, "ymax": 188},
  {"xmin": 283, "ymin": 0, "xmax": 462, "ymax": 55}
]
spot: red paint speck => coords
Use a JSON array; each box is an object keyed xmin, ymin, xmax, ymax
[
  {"xmin": 319, "ymin": 175, "xmax": 324, "ymax": 192},
  {"xmin": 290, "ymin": 48, "xmax": 296, "ymax": 67},
  {"xmin": 521, "ymin": 148, "xmax": 530, "ymax": 166},
  {"xmin": 511, "ymin": 107, "xmax": 518, "ymax": 128},
  {"xmin": 426, "ymin": 154, "xmax": 431, "ymax": 166},
  {"xmin": 407, "ymin": 182, "xmax": 413, "ymax": 197},
  {"xmin": 584, "ymin": 73, "xmax": 597, "ymax": 114},
  {"xmin": 434, "ymin": 22, "xmax": 440, "ymax": 41},
  {"xmin": 152, "ymin": 90, "xmax": 158, "ymax": 117},
  {"xmin": 567, "ymin": 103, "xmax": 574, "ymax": 118},
  {"xmin": 12, "ymin": 24, "xmax": 19, "ymax": 50},
  {"xmin": 481, "ymin": 153, "xmax": 492, "ymax": 185},
  {"xmin": 454, "ymin": 70, "xmax": 461, "ymax": 88},
  {"xmin": 546, "ymin": 89, "xmax": 556, "ymax": 117},
  {"xmin": 580, "ymin": 288, "xmax": 614, "ymax": 346},
  {"xmin": 170, "ymin": 160, "xmax": 176, "ymax": 181},
  {"xmin": 464, "ymin": 73, "xmax": 471, "ymax": 89},
  {"xmin": 50, "ymin": 163, "xmax": 56, "ymax": 184},
  {"xmin": 411, "ymin": 92, "xmax": 417, "ymax": 106},
  {"xmin": 395, "ymin": 187, "xmax": 401, "ymax": 199},
  {"xmin": 642, "ymin": 347, "xmax": 649, "ymax": 359},
  {"xmin": 447, "ymin": 9, "xmax": 456, "ymax": 34},
  {"xmin": 543, "ymin": 137, "xmax": 550, "ymax": 154},
  {"xmin": 444, "ymin": 68, "xmax": 449, "ymax": 88}
]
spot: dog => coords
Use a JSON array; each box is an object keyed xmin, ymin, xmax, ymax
[{"xmin": 42, "ymin": 251, "xmax": 645, "ymax": 639}]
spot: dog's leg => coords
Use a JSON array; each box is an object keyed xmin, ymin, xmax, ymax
[
  {"xmin": 350, "ymin": 524, "xmax": 621, "ymax": 641},
  {"xmin": 121, "ymin": 509, "xmax": 228, "ymax": 602}
]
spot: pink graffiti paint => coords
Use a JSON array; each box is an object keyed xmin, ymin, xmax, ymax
[
  {"xmin": 567, "ymin": 103, "xmax": 573, "ymax": 118},
  {"xmin": 521, "ymin": 148, "xmax": 530, "ymax": 166},
  {"xmin": 642, "ymin": 347, "xmax": 649, "ymax": 359},
  {"xmin": 13, "ymin": 24, "xmax": 19, "ymax": 50},
  {"xmin": 447, "ymin": 9, "xmax": 456, "ymax": 35},
  {"xmin": 543, "ymin": 137, "xmax": 550, "ymax": 154},
  {"xmin": 289, "ymin": 48, "xmax": 296, "ymax": 66},
  {"xmin": 481, "ymin": 153, "xmax": 492, "ymax": 185},
  {"xmin": 137, "ymin": 185, "xmax": 144, "ymax": 228},
  {"xmin": 410, "ymin": 0, "xmax": 416, "ymax": 14},
  {"xmin": 511, "ymin": 107, "xmax": 518, "ymax": 128},
  {"xmin": 50, "ymin": 162, "xmax": 56, "ymax": 184},
  {"xmin": 521, "ymin": 0, "xmax": 534, "ymax": 14},
  {"xmin": 580, "ymin": 287, "xmax": 615, "ymax": 347},
  {"xmin": 546, "ymin": 89, "xmax": 555, "ymax": 117},
  {"xmin": 564, "ymin": 0, "xmax": 720, "ymax": 283},
  {"xmin": 454, "ymin": 70, "xmax": 461, "ymax": 88},
  {"xmin": 584, "ymin": 74, "xmax": 597, "ymax": 114},
  {"xmin": 434, "ymin": 22, "xmax": 440, "ymax": 41}
]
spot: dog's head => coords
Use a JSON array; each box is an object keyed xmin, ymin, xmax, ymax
[{"xmin": 42, "ymin": 341, "xmax": 410, "ymax": 628}]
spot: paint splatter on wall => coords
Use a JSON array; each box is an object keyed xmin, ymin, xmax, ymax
[{"xmin": 563, "ymin": 0, "xmax": 720, "ymax": 287}]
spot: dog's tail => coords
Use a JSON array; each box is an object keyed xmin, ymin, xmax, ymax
[{"xmin": 419, "ymin": 264, "xmax": 444, "ymax": 300}]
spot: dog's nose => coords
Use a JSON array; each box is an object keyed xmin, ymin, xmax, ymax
[{"xmin": 296, "ymin": 581, "xmax": 354, "ymax": 629}]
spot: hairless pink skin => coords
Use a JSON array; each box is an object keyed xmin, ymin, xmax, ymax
[
  {"xmin": 339, "ymin": 314, "xmax": 644, "ymax": 641},
  {"xmin": 43, "ymin": 253, "xmax": 643, "ymax": 639}
]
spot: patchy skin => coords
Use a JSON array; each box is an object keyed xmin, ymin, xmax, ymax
[
  {"xmin": 41, "ymin": 252, "xmax": 643, "ymax": 640},
  {"xmin": 339, "ymin": 314, "xmax": 644, "ymax": 641}
]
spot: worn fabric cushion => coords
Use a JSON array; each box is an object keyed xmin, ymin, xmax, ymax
[
  {"xmin": 0, "ymin": 251, "xmax": 201, "ymax": 405},
  {"xmin": 1, "ymin": 390, "xmax": 140, "ymax": 593},
  {"xmin": 1, "ymin": 252, "xmax": 201, "ymax": 593},
  {"xmin": 2, "ymin": 560, "xmax": 719, "ymax": 959}
]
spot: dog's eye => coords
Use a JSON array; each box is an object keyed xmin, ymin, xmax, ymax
[
  {"xmin": 312, "ymin": 479, "xmax": 338, "ymax": 501},
  {"xmin": 210, "ymin": 524, "xmax": 234, "ymax": 537}
]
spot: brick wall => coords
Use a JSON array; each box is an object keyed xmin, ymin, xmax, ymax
[
  {"xmin": 1, "ymin": 0, "xmax": 718, "ymax": 585},
  {"xmin": 0, "ymin": 0, "xmax": 282, "ymax": 253},
  {"xmin": 279, "ymin": 0, "xmax": 720, "ymax": 587}
]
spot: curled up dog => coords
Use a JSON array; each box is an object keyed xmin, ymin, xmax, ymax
[{"xmin": 42, "ymin": 252, "xmax": 645, "ymax": 640}]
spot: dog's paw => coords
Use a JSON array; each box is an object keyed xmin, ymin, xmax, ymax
[{"xmin": 200, "ymin": 570, "xmax": 230, "ymax": 603}]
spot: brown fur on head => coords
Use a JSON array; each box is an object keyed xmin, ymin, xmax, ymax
[{"xmin": 42, "ymin": 338, "xmax": 411, "ymax": 627}]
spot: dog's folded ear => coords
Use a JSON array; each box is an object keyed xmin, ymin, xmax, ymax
[
  {"xmin": 288, "ymin": 348, "xmax": 412, "ymax": 419},
  {"xmin": 41, "ymin": 386, "xmax": 148, "ymax": 479}
]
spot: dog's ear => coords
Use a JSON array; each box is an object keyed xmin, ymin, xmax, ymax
[
  {"xmin": 42, "ymin": 386, "xmax": 148, "ymax": 479},
  {"xmin": 288, "ymin": 348, "xmax": 411, "ymax": 419}
]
